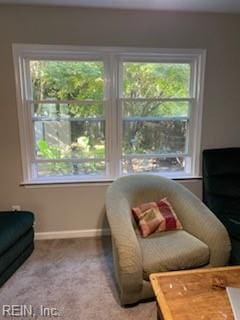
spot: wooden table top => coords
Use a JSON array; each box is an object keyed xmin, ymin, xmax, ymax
[{"xmin": 150, "ymin": 266, "xmax": 240, "ymax": 320}]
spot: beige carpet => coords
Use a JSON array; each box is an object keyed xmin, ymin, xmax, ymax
[{"xmin": 0, "ymin": 238, "xmax": 156, "ymax": 320}]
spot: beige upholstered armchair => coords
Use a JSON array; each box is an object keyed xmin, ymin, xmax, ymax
[{"xmin": 106, "ymin": 175, "xmax": 231, "ymax": 305}]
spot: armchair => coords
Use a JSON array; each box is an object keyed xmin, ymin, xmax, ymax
[{"xmin": 106, "ymin": 174, "xmax": 231, "ymax": 305}]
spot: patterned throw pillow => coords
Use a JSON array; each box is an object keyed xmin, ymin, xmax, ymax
[{"xmin": 132, "ymin": 198, "xmax": 183, "ymax": 237}]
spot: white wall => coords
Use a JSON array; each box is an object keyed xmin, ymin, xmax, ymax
[{"xmin": 0, "ymin": 5, "xmax": 239, "ymax": 233}]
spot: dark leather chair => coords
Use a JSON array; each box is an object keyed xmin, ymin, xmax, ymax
[
  {"xmin": 203, "ymin": 148, "xmax": 240, "ymax": 264},
  {"xmin": 0, "ymin": 211, "xmax": 34, "ymax": 286}
]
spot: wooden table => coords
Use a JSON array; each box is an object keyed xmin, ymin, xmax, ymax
[{"xmin": 150, "ymin": 266, "xmax": 240, "ymax": 320}]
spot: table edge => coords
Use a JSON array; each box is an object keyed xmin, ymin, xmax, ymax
[{"xmin": 150, "ymin": 266, "xmax": 240, "ymax": 279}]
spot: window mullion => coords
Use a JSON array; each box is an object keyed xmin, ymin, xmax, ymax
[
  {"xmin": 123, "ymin": 116, "xmax": 189, "ymax": 121},
  {"xmin": 123, "ymin": 153, "xmax": 187, "ymax": 159},
  {"xmin": 120, "ymin": 97, "xmax": 194, "ymax": 102},
  {"xmin": 116, "ymin": 58, "xmax": 123, "ymax": 177},
  {"xmin": 32, "ymin": 116, "xmax": 104, "ymax": 122},
  {"xmin": 27, "ymin": 99, "xmax": 102, "ymax": 105},
  {"xmin": 36, "ymin": 158, "xmax": 104, "ymax": 163},
  {"xmin": 104, "ymin": 54, "xmax": 115, "ymax": 179},
  {"xmin": 105, "ymin": 54, "xmax": 121, "ymax": 179}
]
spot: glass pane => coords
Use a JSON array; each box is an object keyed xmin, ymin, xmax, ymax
[
  {"xmin": 122, "ymin": 157, "xmax": 185, "ymax": 174},
  {"xmin": 30, "ymin": 60, "xmax": 104, "ymax": 100},
  {"xmin": 122, "ymin": 62, "xmax": 191, "ymax": 98},
  {"xmin": 122, "ymin": 120, "xmax": 188, "ymax": 155},
  {"xmin": 36, "ymin": 160, "xmax": 105, "ymax": 177},
  {"xmin": 34, "ymin": 120, "xmax": 105, "ymax": 160},
  {"xmin": 32, "ymin": 103, "xmax": 103, "ymax": 118},
  {"xmin": 123, "ymin": 101, "xmax": 189, "ymax": 117}
]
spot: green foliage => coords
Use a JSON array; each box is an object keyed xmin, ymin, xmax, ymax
[
  {"xmin": 31, "ymin": 60, "xmax": 104, "ymax": 118},
  {"xmin": 37, "ymin": 139, "xmax": 69, "ymax": 174},
  {"xmin": 123, "ymin": 62, "xmax": 190, "ymax": 98},
  {"xmin": 37, "ymin": 136, "xmax": 105, "ymax": 159},
  {"xmin": 37, "ymin": 139, "xmax": 62, "ymax": 159},
  {"xmin": 123, "ymin": 63, "xmax": 190, "ymax": 117},
  {"xmin": 37, "ymin": 136, "xmax": 105, "ymax": 175},
  {"xmin": 31, "ymin": 60, "xmax": 104, "ymax": 101}
]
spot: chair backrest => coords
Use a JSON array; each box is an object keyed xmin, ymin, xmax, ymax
[
  {"xmin": 108, "ymin": 174, "xmax": 186, "ymax": 207},
  {"xmin": 202, "ymin": 148, "xmax": 240, "ymax": 238},
  {"xmin": 106, "ymin": 174, "xmax": 200, "ymax": 230}
]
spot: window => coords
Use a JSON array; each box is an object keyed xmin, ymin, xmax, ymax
[{"xmin": 13, "ymin": 45, "xmax": 205, "ymax": 183}]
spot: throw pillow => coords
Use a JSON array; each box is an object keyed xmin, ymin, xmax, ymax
[{"xmin": 132, "ymin": 198, "xmax": 182, "ymax": 237}]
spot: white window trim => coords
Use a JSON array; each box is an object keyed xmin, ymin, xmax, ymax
[{"xmin": 12, "ymin": 44, "xmax": 206, "ymax": 184}]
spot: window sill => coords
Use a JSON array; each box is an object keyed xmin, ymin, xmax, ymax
[{"xmin": 20, "ymin": 175, "xmax": 202, "ymax": 188}]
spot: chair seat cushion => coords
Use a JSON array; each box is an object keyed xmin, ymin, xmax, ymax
[
  {"xmin": 0, "ymin": 211, "xmax": 34, "ymax": 256},
  {"xmin": 138, "ymin": 230, "xmax": 210, "ymax": 280}
]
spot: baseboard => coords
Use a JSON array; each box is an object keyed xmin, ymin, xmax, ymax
[{"xmin": 35, "ymin": 228, "xmax": 111, "ymax": 240}]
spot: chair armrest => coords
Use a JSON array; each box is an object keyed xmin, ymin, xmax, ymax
[
  {"xmin": 106, "ymin": 186, "xmax": 143, "ymax": 305},
  {"xmin": 171, "ymin": 185, "xmax": 231, "ymax": 266}
]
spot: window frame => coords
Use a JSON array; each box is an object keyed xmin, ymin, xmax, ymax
[{"xmin": 13, "ymin": 44, "xmax": 206, "ymax": 184}]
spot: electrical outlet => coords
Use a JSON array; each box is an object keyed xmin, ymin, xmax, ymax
[{"xmin": 12, "ymin": 205, "xmax": 21, "ymax": 211}]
